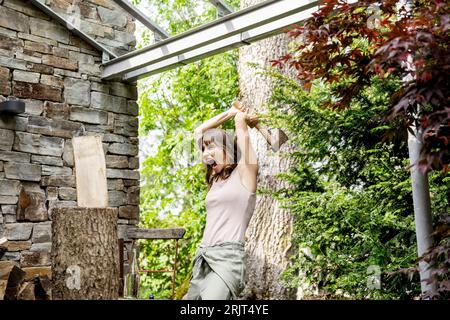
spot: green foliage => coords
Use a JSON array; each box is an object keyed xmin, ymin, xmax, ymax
[
  {"xmin": 134, "ymin": 0, "xmax": 449, "ymax": 300},
  {"xmin": 265, "ymin": 70, "xmax": 449, "ymax": 299},
  {"xmin": 272, "ymin": 0, "xmax": 450, "ymax": 172},
  {"xmin": 136, "ymin": 0, "xmax": 239, "ymax": 300}
]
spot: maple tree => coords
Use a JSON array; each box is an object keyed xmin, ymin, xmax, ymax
[{"xmin": 272, "ymin": 0, "xmax": 449, "ymax": 173}]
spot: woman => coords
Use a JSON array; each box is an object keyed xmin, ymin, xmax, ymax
[{"xmin": 183, "ymin": 102, "xmax": 259, "ymax": 300}]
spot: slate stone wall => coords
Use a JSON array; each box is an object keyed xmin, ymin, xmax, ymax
[{"xmin": 0, "ymin": 0, "xmax": 139, "ymax": 280}]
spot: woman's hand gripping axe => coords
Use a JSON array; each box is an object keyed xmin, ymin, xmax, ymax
[{"xmin": 232, "ymin": 101, "xmax": 289, "ymax": 152}]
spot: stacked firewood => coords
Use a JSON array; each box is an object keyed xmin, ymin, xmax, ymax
[{"xmin": 0, "ymin": 238, "xmax": 51, "ymax": 300}]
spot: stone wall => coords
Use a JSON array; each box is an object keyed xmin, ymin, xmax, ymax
[{"xmin": 0, "ymin": 0, "xmax": 139, "ymax": 287}]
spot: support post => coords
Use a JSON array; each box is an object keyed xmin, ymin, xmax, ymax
[
  {"xmin": 407, "ymin": 129, "xmax": 437, "ymax": 296},
  {"xmin": 118, "ymin": 239, "xmax": 124, "ymax": 297},
  {"xmin": 401, "ymin": 0, "xmax": 437, "ymax": 297}
]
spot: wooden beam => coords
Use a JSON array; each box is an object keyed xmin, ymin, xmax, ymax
[{"xmin": 127, "ymin": 228, "xmax": 186, "ymax": 240}]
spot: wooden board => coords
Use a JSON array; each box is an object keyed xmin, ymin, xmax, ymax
[
  {"xmin": 127, "ymin": 228, "xmax": 186, "ymax": 240},
  {"xmin": 72, "ymin": 135, "xmax": 108, "ymax": 207}
]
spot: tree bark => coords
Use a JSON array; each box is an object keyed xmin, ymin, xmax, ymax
[
  {"xmin": 239, "ymin": 0, "xmax": 297, "ymax": 300},
  {"xmin": 51, "ymin": 207, "xmax": 119, "ymax": 300}
]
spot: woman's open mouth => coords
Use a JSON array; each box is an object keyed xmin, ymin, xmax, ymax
[{"xmin": 206, "ymin": 158, "xmax": 218, "ymax": 170}]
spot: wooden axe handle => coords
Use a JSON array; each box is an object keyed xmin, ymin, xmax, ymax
[
  {"xmin": 233, "ymin": 101, "xmax": 288, "ymax": 151},
  {"xmin": 254, "ymin": 123, "xmax": 273, "ymax": 146}
]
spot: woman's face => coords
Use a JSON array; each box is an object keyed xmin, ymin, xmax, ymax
[{"xmin": 202, "ymin": 141, "xmax": 227, "ymax": 174}]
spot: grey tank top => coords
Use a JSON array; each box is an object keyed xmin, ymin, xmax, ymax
[{"xmin": 201, "ymin": 167, "xmax": 257, "ymax": 246}]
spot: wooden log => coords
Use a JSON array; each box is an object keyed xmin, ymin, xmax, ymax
[
  {"xmin": 0, "ymin": 261, "xmax": 26, "ymax": 300},
  {"xmin": 0, "ymin": 237, "xmax": 6, "ymax": 260},
  {"xmin": 0, "ymin": 280, "xmax": 7, "ymax": 300},
  {"xmin": 23, "ymin": 267, "xmax": 52, "ymax": 281},
  {"xmin": 127, "ymin": 227, "xmax": 186, "ymax": 240},
  {"xmin": 72, "ymin": 135, "xmax": 108, "ymax": 207},
  {"xmin": 17, "ymin": 281, "xmax": 35, "ymax": 300},
  {"xmin": 51, "ymin": 207, "xmax": 119, "ymax": 299},
  {"xmin": 34, "ymin": 275, "xmax": 52, "ymax": 300}
]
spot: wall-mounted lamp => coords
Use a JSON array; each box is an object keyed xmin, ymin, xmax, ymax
[{"xmin": 0, "ymin": 100, "xmax": 25, "ymax": 115}]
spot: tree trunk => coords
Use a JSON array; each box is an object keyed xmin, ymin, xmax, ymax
[
  {"xmin": 238, "ymin": 0, "xmax": 297, "ymax": 300},
  {"xmin": 51, "ymin": 207, "xmax": 119, "ymax": 300}
]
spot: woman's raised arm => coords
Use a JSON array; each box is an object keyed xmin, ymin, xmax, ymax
[
  {"xmin": 234, "ymin": 107, "xmax": 258, "ymax": 192},
  {"xmin": 194, "ymin": 104, "xmax": 243, "ymax": 149}
]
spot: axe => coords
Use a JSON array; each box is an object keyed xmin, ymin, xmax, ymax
[{"xmin": 232, "ymin": 101, "xmax": 289, "ymax": 152}]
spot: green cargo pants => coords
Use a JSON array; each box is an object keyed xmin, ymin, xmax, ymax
[{"xmin": 183, "ymin": 241, "xmax": 246, "ymax": 300}]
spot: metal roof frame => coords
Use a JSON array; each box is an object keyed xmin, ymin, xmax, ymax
[
  {"xmin": 208, "ymin": 0, "xmax": 234, "ymax": 16},
  {"xmin": 102, "ymin": 0, "xmax": 319, "ymax": 81},
  {"xmin": 29, "ymin": 0, "xmax": 319, "ymax": 81},
  {"xmin": 111, "ymin": 0, "xmax": 170, "ymax": 41}
]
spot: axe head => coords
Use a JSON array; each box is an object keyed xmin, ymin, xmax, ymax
[
  {"xmin": 232, "ymin": 100, "xmax": 289, "ymax": 152},
  {"xmin": 270, "ymin": 128, "xmax": 289, "ymax": 152}
]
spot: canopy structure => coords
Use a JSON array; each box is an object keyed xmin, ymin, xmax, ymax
[
  {"xmin": 30, "ymin": 0, "xmax": 320, "ymax": 81},
  {"xmin": 111, "ymin": 0, "xmax": 170, "ymax": 41},
  {"xmin": 101, "ymin": 0, "xmax": 320, "ymax": 81}
]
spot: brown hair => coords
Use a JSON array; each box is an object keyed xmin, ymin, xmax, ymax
[{"xmin": 200, "ymin": 128, "xmax": 240, "ymax": 189}]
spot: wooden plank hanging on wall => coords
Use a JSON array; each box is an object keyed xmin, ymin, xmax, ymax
[{"xmin": 72, "ymin": 135, "xmax": 108, "ymax": 207}]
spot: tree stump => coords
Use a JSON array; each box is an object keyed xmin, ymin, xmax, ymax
[{"xmin": 51, "ymin": 207, "xmax": 119, "ymax": 300}]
